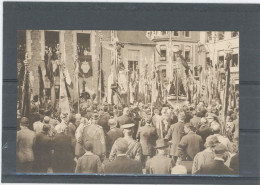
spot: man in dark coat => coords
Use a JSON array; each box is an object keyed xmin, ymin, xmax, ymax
[
  {"xmin": 146, "ymin": 138, "xmax": 175, "ymax": 174},
  {"xmin": 195, "ymin": 144, "xmax": 234, "ymax": 175},
  {"xmin": 98, "ymin": 106, "xmax": 110, "ymax": 134},
  {"xmin": 104, "ymin": 138, "xmax": 142, "ymax": 174},
  {"xmin": 165, "ymin": 112, "xmax": 186, "ymax": 162},
  {"xmin": 34, "ymin": 124, "xmax": 52, "ymax": 173},
  {"xmin": 116, "ymin": 107, "xmax": 133, "ymax": 127},
  {"xmin": 136, "ymin": 115, "xmax": 158, "ymax": 166},
  {"xmin": 16, "ymin": 117, "xmax": 36, "ymax": 173},
  {"xmin": 106, "ymin": 118, "xmax": 123, "ymax": 157},
  {"xmin": 178, "ymin": 123, "xmax": 204, "ymax": 161},
  {"xmin": 52, "ymin": 124, "xmax": 75, "ymax": 173},
  {"xmin": 196, "ymin": 118, "xmax": 213, "ymax": 143}
]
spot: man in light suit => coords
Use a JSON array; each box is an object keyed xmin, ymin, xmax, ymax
[
  {"xmin": 16, "ymin": 117, "xmax": 36, "ymax": 173},
  {"xmin": 104, "ymin": 138, "xmax": 142, "ymax": 174}
]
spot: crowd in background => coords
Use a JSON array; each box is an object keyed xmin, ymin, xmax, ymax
[{"xmin": 17, "ymin": 96, "xmax": 239, "ymax": 175}]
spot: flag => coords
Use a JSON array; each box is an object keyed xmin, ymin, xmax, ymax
[
  {"xmin": 72, "ymin": 57, "xmax": 79, "ymax": 106},
  {"xmin": 38, "ymin": 65, "xmax": 45, "ymax": 104},
  {"xmin": 59, "ymin": 67, "xmax": 70, "ymax": 115},
  {"xmin": 21, "ymin": 69, "xmax": 31, "ymax": 122},
  {"xmin": 78, "ymin": 55, "xmax": 93, "ymax": 78}
]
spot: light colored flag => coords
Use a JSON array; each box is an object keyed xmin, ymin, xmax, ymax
[{"xmin": 59, "ymin": 67, "xmax": 70, "ymax": 115}]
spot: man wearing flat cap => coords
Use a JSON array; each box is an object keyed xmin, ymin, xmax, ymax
[
  {"xmin": 82, "ymin": 111, "xmax": 106, "ymax": 161},
  {"xmin": 136, "ymin": 115, "xmax": 158, "ymax": 167},
  {"xmin": 146, "ymin": 138, "xmax": 175, "ymax": 174},
  {"xmin": 104, "ymin": 138, "xmax": 142, "ymax": 174},
  {"xmin": 195, "ymin": 143, "xmax": 234, "ymax": 174},
  {"xmin": 109, "ymin": 123, "xmax": 142, "ymax": 162}
]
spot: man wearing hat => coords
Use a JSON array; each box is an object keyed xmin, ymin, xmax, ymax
[
  {"xmin": 82, "ymin": 111, "xmax": 106, "ymax": 161},
  {"xmin": 34, "ymin": 124, "xmax": 52, "ymax": 173},
  {"xmin": 136, "ymin": 115, "xmax": 158, "ymax": 167},
  {"xmin": 106, "ymin": 118, "xmax": 124, "ymax": 157},
  {"xmin": 146, "ymin": 138, "xmax": 175, "ymax": 174},
  {"xmin": 178, "ymin": 123, "xmax": 204, "ymax": 161},
  {"xmin": 195, "ymin": 143, "xmax": 234, "ymax": 174},
  {"xmin": 104, "ymin": 138, "xmax": 142, "ymax": 174},
  {"xmin": 165, "ymin": 112, "xmax": 186, "ymax": 162},
  {"xmin": 192, "ymin": 135, "xmax": 220, "ymax": 174},
  {"xmin": 17, "ymin": 117, "xmax": 36, "ymax": 173},
  {"xmin": 109, "ymin": 123, "xmax": 142, "ymax": 162}
]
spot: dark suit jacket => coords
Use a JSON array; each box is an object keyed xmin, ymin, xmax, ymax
[
  {"xmin": 165, "ymin": 121, "xmax": 185, "ymax": 156},
  {"xmin": 136, "ymin": 124, "xmax": 158, "ymax": 155},
  {"xmin": 106, "ymin": 127, "xmax": 123, "ymax": 156},
  {"xmin": 34, "ymin": 132, "xmax": 52, "ymax": 171},
  {"xmin": 178, "ymin": 132, "xmax": 204, "ymax": 160},
  {"xmin": 104, "ymin": 155, "xmax": 142, "ymax": 174},
  {"xmin": 195, "ymin": 159, "xmax": 234, "ymax": 175},
  {"xmin": 52, "ymin": 133, "xmax": 75, "ymax": 173},
  {"xmin": 116, "ymin": 115, "xmax": 132, "ymax": 127},
  {"xmin": 98, "ymin": 112, "xmax": 110, "ymax": 133}
]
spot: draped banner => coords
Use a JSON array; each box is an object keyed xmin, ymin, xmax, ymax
[{"xmin": 59, "ymin": 67, "xmax": 70, "ymax": 115}]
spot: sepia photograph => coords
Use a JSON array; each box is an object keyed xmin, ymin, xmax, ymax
[{"xmin": 16, "ymin": 30, "xmax": 239, "ymax": 175}]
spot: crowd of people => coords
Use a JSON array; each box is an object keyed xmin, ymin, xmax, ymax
[{"xmin": 16, "ymin": 97, "xmax": 239, "ymax": 175}]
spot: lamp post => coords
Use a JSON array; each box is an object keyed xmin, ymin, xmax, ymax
[{"xmin": 222, "ymin": 44, "xmax": 233, "ymax": 134}]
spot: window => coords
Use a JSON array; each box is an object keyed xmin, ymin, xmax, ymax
[
  {"xmin": 45, "ymin": 31, "xmax": 60, "ymax": 60},
  {"xmin": 218, "ymin": 50, "xmax": 224, "ymax": 68},
  {"xmin": 77, "ymin": 33, "xmax": 91, "ymax": 57},
  {"xmin": 218, "ymin": 31, "xmax": 225, "ymax": 40},
  {"xmin": 128, "ymin": 50, "xmax": 139, "ymax": 72},
  {"xmin": 231, "ymin": 54, "xmax": 238, "ymax": 67},
  {"xmin": 184, "ymin": 31, "xmax": 190, "ymax": 38},
  {"xmin": 218, "ymin": 56, "xmax": 224, "ymax": 68},
  {"xmin": 173, "ymin": 45, "xmax": 180, "ymax": 61},
  {"xmin": 161, "ymin": 31, "xmax": 167, "ymax": 36},
  {"xmin": 185, "ymin": 51, "xmax": 191, "ymax": 63},
  {"xmin": 184, "ymin": 46, "xmax": 191, "ymax": 63},
  {"xmin": 173, "ymin": 31, "xmax": 179, "ymax": 37},
  {"xmin": 160, "ymin": 45, "xmax": 167, "ymax": 61},
  {"xmin": 206, "ymin": 31, "xmax": 212, "ymax": 42},
  {"xmin": 18, "ymin": 30, "xmax": 26, "ymax": 62},
  {"xmin": 231, "ymin": 31, "xmax": 239, "ymax": 37},
  {"xmin": 162, "ymin": 69, "xmax": 167, "ymax": 78}
]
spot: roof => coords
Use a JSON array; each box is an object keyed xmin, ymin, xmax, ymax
[{"xmin": 117, "ymin": 31, "xmax": 156, "ymax": 46}]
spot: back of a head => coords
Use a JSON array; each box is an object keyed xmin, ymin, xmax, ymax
[
  {"xmin": 116, "ymin": 138, "xmax": 129, "ymax": 154},
  {"xmin": 108, "ymin": 118, "xmax": 117, "ymax": 128},
  {"xmin": 20, "ymin": 117, "xmax": 29, "ymax": 127},
  {"xmin": 84, "ymin": 141, "xmax": 93, "ymax": 152},
  {"xmin": 178, "ymin": 112, "xmax": 186, "ymax": 122},
  {"xmin": 171, "ymin": 165, "xmax": 187, "ymax": 174},
  {"xmin": 212, "ymin": 124, "xmax": 221, "ymax": 134}
]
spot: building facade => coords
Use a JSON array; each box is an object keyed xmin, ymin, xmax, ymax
[
  {"xmin": 146, "ymin": 31, "xmax": 201, "ymax": 85},
  {"xmin": 200, "ymin": 31, "xmax": 239, "ymax": 88}
]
